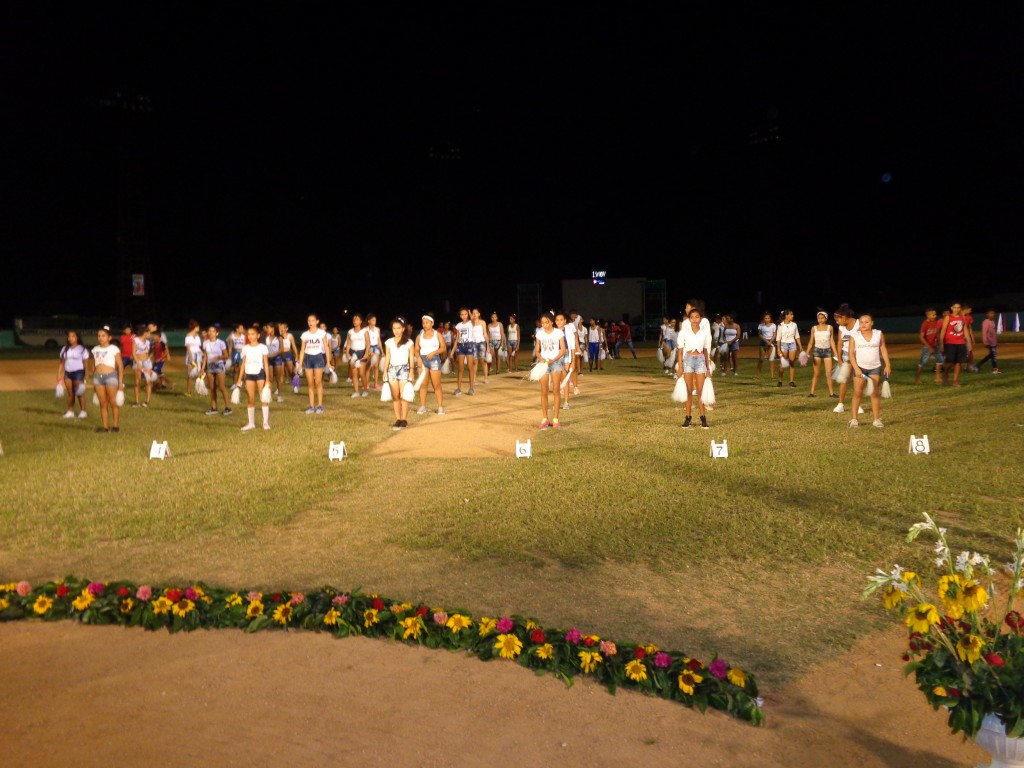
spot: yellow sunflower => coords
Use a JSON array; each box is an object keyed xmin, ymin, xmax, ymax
[
  {"xmin": 625, "ymin": 659, "xmax": 648, "ymax": 682},
  {"xmin": 363, "ymin": 608, "xmax": 379, "ymax": 628},
  {"xmin": 905, "ymin": 603, "xmax": 940, "ymax": 633},
  {"xmin": 727, "ymin": 668, "xmax": 746, "ymax": 688},
  {"xmin": 578, "ymin": 651, "xmax": 603, "ymax": 674},
  {"xmin": 961, "ymin": 582, "xmax": 988, "ymax": 613},
  {"xmin": 246, "ymin": 600, "xmax": 264, "ymax": 618},
  {"xmin": 33, "ymin": 595, "xmax": 53, "ymax": 615},
  {"xmin": 401, "ymin": 616, "xmax": 423, "ymax": 640},
  {"xmin": 478, "ymin": 617, "xmax": 497, "ymax": 637},
  {"xmin": 446, "ymin": 614, "xmax": 472, "ymax": 634},
  {"xmin": 494, "ymin": 633, "xmax": 523, "ymax": 659},
  {"xmin": 0, "ymin": 598, "xmax": 9, "ymax": 611},
  {"xmin": 71, "ymin": 590, "xmax": 94, "ymax": 612},
  {"xmin": 956, "ymin": 634, "xmax": 984, "ymax": 664},
  {"xmin": 678, "ymin": 670, "xmax": 704, "ymax": 695},
  {"xmin": 535, "ymin": 643, "xmax": 554, "ymax": 660},
  {"xmin": 225, "ymin": 593, "xmax": 243, "ymax": 607},
  {"xmin": 272, "ymin": 603, "xmax": 293, "ymax": 626},
  {"xmin": 119, "ymin": 598, "xmax": 134, "ymax": 614},
  {"xmin": 172, "ymin": 599, "xmax": 195, "ymax": 618},
  {"xmin": 151, "ymin": 596, "xmax": 173, "ymax": 615},
  {"xmin": 882, "ymin": 586, "xmax": 905, "ymax": 610},
  {"xmin": 323, "ymin": 608, "xmax": 340, "ymax": 626}
]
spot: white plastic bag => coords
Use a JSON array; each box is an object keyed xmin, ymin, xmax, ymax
[
  {"xmin": 188, "ymin": 365, "xmax": 200, "ymax": 379},
  {"xmin": 55, "ymin": 382, "xmax": 66, "ymax": 398},
  {"xmin": 381, "ymin": 382, "xmax": 393, "ymax": 402},
  {"xmin": 769, "ymin": 346, "xmax": 776, "ymax": 361},
  {"xmin": 92, "ymin": 392, "xmax": 100, "ymax": 406},
  {"xmin": 114, "ymin": 390, "xmax": 125, "ymax": 407},
  {"xmin": 599, "ymin": 348, "xmax": 606, "ymax": 361},
  {"xmin": 708, "ymin": 360, "xmax": 716, "ymax": 376},
  {"xmin": 656, "ymin": 348, "xmax": 665, "ymax": 364},
  {"xmin": 718, "ymin": 343, "xmax": 729, "ymax": 355},
  {"xmin": 864, "ymin": 376, "xmax": 875, "ymax": 396},
  {"xmin": 485, "ymin": 350, "xmax": 493, "ymax": 363},
  {"xmin": 798, "ymin": 351, "xmax": 809, "ymax": 367},
  {"xmin": 145, "ymin": 370, "xmax": 158, "ymax": 383},
  {"xmin": 260, "ymin": 385, "xmax": 272, "ymax": 404},
  {"xmin": 231, "ymin": 387, "xmax": 241, "ymax": 405},
  {"xmin": 441, "ymin": 358, "xmax": 452, "ymax": 375},
  {"xmin": 329, "ymin": 368, "xmax": 339, "ymax": 385},
  {"xmin": 76, "ymin": 382, "xmax": 86, "ymax": 397},
  {"xmin": 498, "ymin": 348, "xmax": 507, "ymax": 359},
  {"xmin": 583, "ymin": 349, "xmax": 589, "ymax": 363},
  {"xmin": 780, "ymin": 357, "xmax": 790, "ymax": 369},
  {"xmin": 700, "ymin": 377, "xmax": 716, "ymax": 406},
  {"xmin": 400, "ymin": 381, "xmax": 415, "ymax": 402},
  {"xmin": 528, "ymin": 361, "xmax": 548, "ymax": 381},
  {"xmin": 836, "ymin": 362, "xmax": 851, "ymax": 384}
]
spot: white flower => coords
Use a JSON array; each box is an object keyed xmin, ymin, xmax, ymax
[
  {"xmin": 956, "ymin": 551, "xmax": 970, "ymax": 572},
  {"xmin": 970, "ymin": 552, "xmax": 985, "ymax": 566},
  {"xmin": 935, "ymin": 557, "xmax": 947, "ymax": 568}
]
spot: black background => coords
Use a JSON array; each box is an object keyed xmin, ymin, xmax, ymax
[{"xmin": 2, "ymin": 6, "xmax": 1021, "ymax": 327}]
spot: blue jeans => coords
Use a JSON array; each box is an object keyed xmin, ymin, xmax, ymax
[{"xmin": 615, "ymin": 339, "xmax": 636, "ymax": 358}]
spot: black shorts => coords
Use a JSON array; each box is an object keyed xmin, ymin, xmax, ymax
[{"xmin": 943, "ymin": 344, "xmax": 967, "ymax": 365}]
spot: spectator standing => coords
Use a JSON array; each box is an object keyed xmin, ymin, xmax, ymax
[
  {"xmin": 939, "ymin": 302, "xmax": 972, "ymax": 387},
  {"xmin": 616, "ymin": 319, "xmax": 637, "ymax": 359},
  {"xmin": 977, "ymin": 309, "xmax": 1001, "ymax": 373},
  {"xmin": 915, "ymin": 308, "xmax": 945, "ymax": 384}
]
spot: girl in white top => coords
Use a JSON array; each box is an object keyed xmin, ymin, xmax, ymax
[
  {"xmin": 470, "ymin": 308, "xmax": 489, "ymax": 384},
  {"xmin": 587, "ymin": 318, "xmax": 604, "ymax": 372},
  {"xmin": 343, "ymin": 314, "xmax": 372, "ymax": 398},
  {"xmin": 263, "ymin": 323, "xmax": 285, "ymax": 402},
  {"xmin": 414, "ymin": 313, "xmax": 447, "ymax": 416},
  {"xmin": 57, "ymin": 330, "xmax": 91, "ymax": 419},
  {"xmin": 453, "ymin": 308, "xmax": 476, "ymax": 397},
  {"xmin": 658, "ymin": 317, "xmax": 677, "ymax": 366},
  {"xmin": 804, "ymin": 311, "xmax": 837, "ymax": 398},
  {"xmin": 756, "ymin": 312, "xmax": 777, "ymax": 380},
  {"xmin": 230, "ymin": 324, "xmax": 247, "ymax": 371},
  {"xmin": 555, "ymin": 313, "xmax": 578, "ymax": 409},
  {"xmin": 383, "ymin": 317, "xmax": 415, "ymax": 429},
  {"xmin": 677, "ymin": 307, "xmax": 712, "ymax": 429},
  {"xmin": 775, "ymin": 310, "xmax": 800, "ymax": 388},
  {"xmin": 574, "ymin": 316, "xmax": 586, "ymax": 394},
  {"xmin": 91, "ymin": 326, "xmax": 125, "ymax": 433},
  {"xmin": 202, "ymin": 325, "xmax": 231, "ymax": 416},
  {"xmin": 279, "ymin": 321, "xmax": 298, "ymax": 393},
  {"xmin": 832, "ymin": 305, "xmax": 861, "ymax": 415},
  {"xmin": 848, "ymin": 314, "xmax": 891, "ymax": 428},
  {"xmin": 298, "ymin": 313, "xmax": 331, "ymax": 414},
  {"xmin": 234, "ymin": 325, "xmax": 271, "ymax": 431},
  {"xmin": 534, "ymin": 312, "xmax": 568, "ymax": 429},
  {"xmin": 506, "ymin": 314, "xmax": 521, "ymax": 373},
  {"xmin": 183, "ymin": 321, "xmax": 202, "ymax": 397},
  {"xmin": 330, "ymin": 326, "xmax": 343, "ymax": 363},
  {"xmin": 366, "ymin": 314, "xmax": 383, "ymax": 390},
  {"xmin": 131, "ymin": 326, "xmax": 154, "ymax": 408},
  {"xmin": 487, "ymin": 312, "xmax": 507, "ymax": 375}
]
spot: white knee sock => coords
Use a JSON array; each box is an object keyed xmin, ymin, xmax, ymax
[
  {"xmin": 261, "ymin": 406, "xmax": 269, "ymax": 425},
  {"xmin": 247, "ymin": 407, "xmax": 255, "ymax": 426}
]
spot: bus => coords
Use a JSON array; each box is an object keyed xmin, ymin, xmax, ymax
[{"xmin": 13, "ymin": 317, "xmax": 105, "ymax": 349}]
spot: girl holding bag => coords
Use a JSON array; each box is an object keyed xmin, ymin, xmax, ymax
[
  {"xmin": 91, "ymin": 326, "xmax": 125, "ymax": 433},
  {"xmin": 57, "ymin": 330, "xmax": 91, "ymax": 419},
  {"xmin": 383, "ymin": 317, "xmax": 414, "ymax": 430},
  {"xmin": 677, "ymin": 307, "xmax": 712, "ymax": 429}
]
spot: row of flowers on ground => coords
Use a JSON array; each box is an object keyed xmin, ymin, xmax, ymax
[{"xmin": 0, "ymin": 576, "xmax": 763, "ymax": 725}]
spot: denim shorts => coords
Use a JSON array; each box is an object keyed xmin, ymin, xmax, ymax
[
  {"xmin": 270, "ymin": 355, "xmax": 284, "ymax": 366},
  {"xmin": 919, "ymin": 345, "xmax": 944, "ymax": 366},
  {"xmin": 545, "ymin": 359, "xmax": 564, "ymax": 374},
  {"xmin": 282, "ymin": 352, "xmax": 294, "ymax": 363},
  {"xmin": 154, "ymin": 362, "xmax": 165, "ymax": 375},
  {"xmin": 370, "ymin": 345, "xmax": 382, "ymax": 355},
  {"xmin": 388, "ymin": 363, "xmax": 410, "ymax": 381},
  {"xmin": 683, "ymin": 354, "xmax": 707, "ymax": 374},
  {"xmin": 421, "ymin": 355, "xmax": 442, "ymax": 372},
  {"xmin": 729, "ymin": 341, "xmax": 740, "ymax": 351},
  {"xmin": 507, "ymin": 340, "xmax": 519, "ymax": 351},
  {"xmin": 121, "ymin": 356, "xmax": 133, "ymax": 368},
  {"xmin": 562, "ymin": 352, "xmax": 573, "ymax": 366},
  {"xmin": 475, "ymin": 341, "xmax": 487, "ymax": 358},
  {"xmin": 208, "ymin": 361, "xmax": 226, "ymax": 375},
  {"xmin": 65, "ymin": 369, "xmax": 86, "ymax": 383},
  {"xmin": 663, "ymin": 339, "xmax": 676, "ymax": 350},
  {"xmin": 350, "ymin": 349, "xmax": 366, "ymax": 362},
  {"xmin": 860, "ymin": 367, "xmax": 882, "ymax": 377},
  {"xmin": 456, "ymin": 342, "xmax": 475, "ymax": 357},
  {"xmin": 245, "ymin": 371, "xmax": 266, "ymax": 382},
  {"xmin": 94, "ymin": 371, "xmax": 119, "ymax": 387},
  {"xmin": 232, "ymin": 351, "xmax": 243, "ymax": 367},
  {"xmin": 813, "ymin": 347, "xmax": 831, "ymax": 359},
  {"xmin": 780, "ymin": 341, "xmax": 797, "ymax": 353},
  {"xmin": 304, "ymin": 353, "xmax": 326, "ymax": 370}
]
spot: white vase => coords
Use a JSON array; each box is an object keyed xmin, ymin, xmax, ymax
[{"xmin": 974, "ymin": 714, "xmax": 1024, "ymax": 768}]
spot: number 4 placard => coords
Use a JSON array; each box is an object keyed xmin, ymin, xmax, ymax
[
  {"xmin": 908, "ymin": 435, "xmax": 931, "ymax": 455},
  {"xmin": 709, "ymin": 439, "xmax": 729, "ymax": 459}
]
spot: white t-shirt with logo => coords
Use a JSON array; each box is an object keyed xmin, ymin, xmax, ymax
[
  {"xmin": 92, "ymin": 344, "xmax": 120, "ymax": 369},
  {"xmin": 301, "ymin": 329, "xmax": 328, "ymax": 356},
  {"xmin": 536, "ymin": 328, "xmax": 566, "ymax": 362}
]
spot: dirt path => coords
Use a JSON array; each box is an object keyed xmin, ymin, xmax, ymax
[{"xmin": 0, "ymin": 620, "xmax": 985, "ymax": 767}]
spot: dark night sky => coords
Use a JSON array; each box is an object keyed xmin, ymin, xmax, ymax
[{"xmin": 2, "ymin": 6, "xmax": 1021, "ymax": 327}]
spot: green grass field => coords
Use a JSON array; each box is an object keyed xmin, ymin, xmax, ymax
[{"xmin": 2, "ymin": 352, "xmax": 1021, "ymax": 687}]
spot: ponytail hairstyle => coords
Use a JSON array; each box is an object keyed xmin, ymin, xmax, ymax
[{"xmin": 391, "ymin": 316, "xmax": 412, "ymax": 345}]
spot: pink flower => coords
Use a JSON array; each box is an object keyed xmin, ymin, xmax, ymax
[
  {"xmin": 599, "ymin": 640, "xmax": 617, "ymax": 656},
  {"xmin": 433, "ymin": 611, "xmax": 448, "ymax": 626},
  {"xmin": 332, "ymin": 595, "xmax": 350, "ymax": 606},
  {"xmin": 136, "ymin": 585, "xmax": 152, "ymax": 601},
  {"xmin": 496, "ymin": 617, "xmax": 514, "ymax": 633},
  {"xmin": 87, "ymin": 581, "xmax": 105, "ymax": 596},
  {"xmin": 289, "ymin": 593, "xmax": 305, "ymax": 606},
  {"xmin": 654, "ymin": 652, "xmax": 672, "ymax": 669},
  {"xmin": 16, "ymin": 581, "xmax": 32, "ymax": 597},
  {"xmin": 709, "ymin": 659, "xmax": 728, "ymax": 680},
  {"xmin": 565, "ymin": 628, "xmax": 581, "ymax": 645},
  {"xmin": 247, "ymin": 591, "xmax": 262, "ymax": 603},
  {"xmin": 185, "ymin": 587, "xmax": 199, "ymax": 601}
]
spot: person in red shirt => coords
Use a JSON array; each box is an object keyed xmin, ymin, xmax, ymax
[
  {"xmin": 938, "ymin": 302, "xmax": 973, "ymax": 387},
  {"xmin": 615, "ymin": 320, "xmax": 637, "ymax": 359},
  {"xmin": 915, "ymin": 308, "xmax": 944, "ymax": 384},
  {"xmin": 119, "ymin": 325, "xmax": 135, "ymax": 372}
]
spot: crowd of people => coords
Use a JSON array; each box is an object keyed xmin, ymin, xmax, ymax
[{"xmin": 52, "ymin": 300, "xmax": 1004, "ymax": 434}]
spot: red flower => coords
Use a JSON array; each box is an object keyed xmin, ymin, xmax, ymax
[
  {"xmin": 372, "ymin": 598, "xmax": 385, "ymax": 611},
  {"xmin": 1006, "ymin": 611, "xmax": 1024, "ymax": 633},
  {"xmin": 687, "ymin": 658, "xmax": 703, "ymax": 671},
  {"xmin": 531, "ymin": 628, "xmax": 546, "ymax": 644},
  {"xmin": 416, "ymin": 606, "xmax": 429, "ymax": 617},
  {"xmin": 902, "ymin": 654, "xmax": 910, "ymax": 662},
  {"xmin": 117, "ymin": 587, "xmax": 131, "ymax": 597},
  {"xmin": 633, "ymin": 647, "xmax": 646, "ymax": 660},
  {"xmin": 271, "ymin": 593, "xmax": 282, "ymax": 603},
  {"xmin": 56, "ymin": 584, "xmax": 70, "ymax": 598},
  {"xmin": 166, "ymin": 589, "xmax": 183, "ymax": 603},
  {"xmin": 949, "ymin": 688, "xmax": 962, "ymax": 698},
  {"xmin": 583, "ymin": 636, "xmax": 596, "ymax": 647},
  {"xmin": 984, "ymin": 652, "xmax": 1005, "ymax": 668}
]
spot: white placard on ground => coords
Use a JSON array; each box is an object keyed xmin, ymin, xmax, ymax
[
  {"xmin": 908, "ymin": 435, "xmax": 930, "ymax": 455},
  {"xmin": 710, "ymin": 439, "xmax": 729, "ymax": 459},
  {"xmin": 328, "ymin": 441, "xmax": 348, "ymax": 462},
  {"xmin": 149, "ymin": 440, "xmax": 172, "ymax": 460},
  {"xmin": 515, "ymin": 439, "xmax": 532, "ymax": 459}
]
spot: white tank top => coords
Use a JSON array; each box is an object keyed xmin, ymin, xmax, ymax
[
  {"xmin": 92, "ymin": 344, "xmax": 120, "ymax": 369},
  {"xmin": 471, "ymin": 322, "xmax": 486, "ymax": 343},
  {"xmin": 418, "ymin": 331, "xmax": 440, "ymax": 356},
  {"xmin": 232, "ymin": 333, "xmax": 246, "ymax": 352},
  {"xmin": 813, "ymin": 328, "xmax": 831, "ymax": 349},
  {"xmin": 488, "ymin": 324, "xmax": 502, "ymax": 342},
  {"xmin": 266, "ymin": 336, "xmax": 281, "ymax": 357},
  {"xmin": 507, "ymin": 324, "xmax": 518, "ymax": 342},
  {"xmin": 281, "ymin": 335, "xmax": 292, "ymax": 352},
  {"xmin": 853, "ymin": 330, "xmax": 882, "ymax": 369},
  {"xmin": 348, "ymin": 328, "xmax": 367, "ymax": 351},
  {"xmin": 133, "ymin": 337, "xmax": 151, "ymax": 355},
  {"xmin": 839, "ymin": 321, "xmax": 856, "ymax": 350},
  {"xmin": 368, "ymin": 327, "xmax": 381, "ymax": 347}
]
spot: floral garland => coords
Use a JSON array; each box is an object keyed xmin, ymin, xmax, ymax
[{"xmin": 0, "ymin": 577, "xmax": 764, "ymax": 725}]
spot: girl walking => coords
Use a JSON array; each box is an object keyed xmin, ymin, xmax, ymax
[
  {"xmin": 587, "ymin": 317, "xmax": 604, "ymax": 372},
  {"xmin": 471, "ymin": 308, "xmax": 489, "ymax": 384},
  {"xmin": 91, "ymin": 326, "xmax": 125, "ymax": 433},
  {"xmin": 534, "ymin": 312, "xmax": 567, "ymax": 429},
  {"xmin": 131, "ymin": 325, "xmax": 154, "ymax": 407},
  {"xmin": 183, "ymin": 321, "xmax": 202, "ymax": 396},
  {"xmin": 848, "ymin": 313, "xmax": 891, "ymax": 428},
  {"xmin": 343, "ymin": 314, "xmax": 371, "ymax": 397},
  {"xmin": 722, "ymin": 314, "xmax": 742, "ymax": 375},
  {"xmin": 234, "ymin": 326, "xmax": 271, "ymax": 431},
  {"xmin": 366, "ymin": 314, "xmax": 383, "ymax": 390},
  {"xmin": 202, "ymin": 325, "xmax": 231, "ymax": 416},
  {"xmin": 487, "ymin": 312, "xmax": 506, "ymax": 375},
  {"xmin": 453, "ymin": 307, "xmax": 476, "ymax": 396},
  {"xmin": 264, "ymin": 323, "xmax": 285, "ymax": 402},
  {"xmin": 298, "ymin": 312, "xmax": 330, "ymax": 414},
  {"xmin": 805, "ymin": 311, "xmax": 836, "ymax": 398},
  {"xmin": 279, "ymin": 322, "xmax": 298, "ymax": 394},
  {"xmin": 57, "ymin": 330, "xmax": 90, "ymax": 419},
  {"xmin": 755, "ymin": 312, "xmax": 777, "ymax": 380},
  {"xmin": 506, "ymin": 314, "xmax": 521, "ymax": 373},
  {"xmin": 414, "ymin": 313, "xmax": 447, "ymax": 416},
  {"xmin": 775, "ymin": 310, "xmax": 800, "ymax": 388},
  {"xmin": 383, "ymin": 317, "xmax": 414, "ymax": 429},
  {"xmin": 555, "ymin": 312, "xmax": 577, "ymax": 409}
]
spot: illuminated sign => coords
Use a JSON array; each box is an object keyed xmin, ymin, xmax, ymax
[{"xmin": 591, "ymin": 270, "xmax": 606, "ymax": 286}]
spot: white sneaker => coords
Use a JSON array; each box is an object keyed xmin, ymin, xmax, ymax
[
  {"xmin": 858, "ymin": 406, "xmax": 865, "ymax": 414},
  {"xmin": 417, "ymin": 406, "xmax": 428, "ymax": 415},
  {"xmin": 78, "ymin": 411, "xmax": 88, "ymax": 419},
  {"xmin": 436, "ymin": 407, "xmax": 445, "ymax": 415},
  {"xmin": 833, "ymin": 403, "xmax": 845, "ymax": 413},
  {"xmin": 848, "ymin": 419, "xmax": 859, "ymax": 428},
  {"xmin": 63, "ymin": 410, "xmax": 75, "ymax": 419},
  {"xmin": 241, "ymin": 423, "xmax": 255, "ymax": 431},
  {"xmin": 276, "ymin": 396, "xmax": 284, "ymax": 403},
  {"xmin": 350, "ymin": 392, "xmax": 360, "ymax": 398},
  {"xmin": 293, "ymin": 386, "xmax": 299, "ymax": 394},
  {"xmin": 361, "ymin": 391, "xmax": 368, "ymax": 397},
  {"xmin": 872, "ymin": 419, "xmax": 884, "ymax": 428},
  {"xmin": 263, "ymin": 423, "xmax": 271, "ymax": 430}
]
